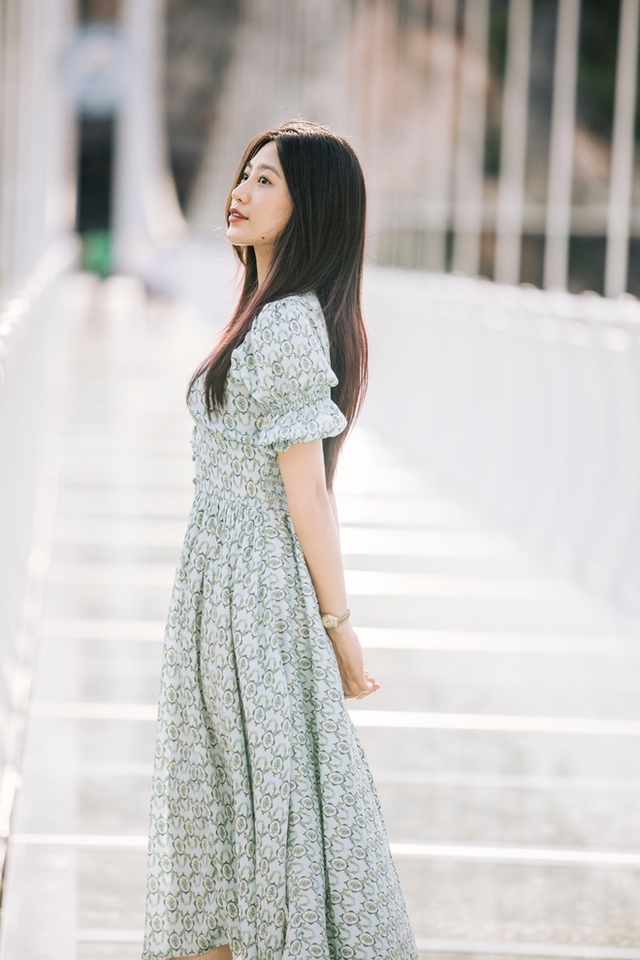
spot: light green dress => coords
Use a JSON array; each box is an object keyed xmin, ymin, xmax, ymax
[{"xmin": 142, "ymin": 292, "xmax": 418, "ymax": 960}]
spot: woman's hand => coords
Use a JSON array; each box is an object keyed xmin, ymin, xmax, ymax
[{"xmin": 326, "ymin": 622, "xmax": 380, "ymax": 700}]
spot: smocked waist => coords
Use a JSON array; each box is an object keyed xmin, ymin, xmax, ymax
[{"xmin": 191, "ymin": 472, "xmax": 289, "ymax": 514}]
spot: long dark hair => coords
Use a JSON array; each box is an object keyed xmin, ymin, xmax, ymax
[{"xmin": 190, "ymin": 120, "xmax": 368, "ymax": 489}]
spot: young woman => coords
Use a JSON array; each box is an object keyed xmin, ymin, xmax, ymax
[{"xmin": 142, "ymin": 120, "xmax": 418, "ymax": 960}]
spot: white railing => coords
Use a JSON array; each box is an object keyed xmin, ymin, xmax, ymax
[
  {"xmin": 0, "ymin": 0, "xmax": 79, "ymax": 859},
  {"xmin": 190, "ymin": 0, "xmax": 640, "ymax": 296},
  {"xmin": 363, "ymin": 268, "xmax": 640, "ymax": 617},
  {"xmin": 0, "ymin": 238, "xmax": 80, "ymax": 845}
]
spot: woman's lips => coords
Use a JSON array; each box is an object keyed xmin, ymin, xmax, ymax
[{"xmin": 229, "ymin": 209, "xmax": 247, "ymax": 221}]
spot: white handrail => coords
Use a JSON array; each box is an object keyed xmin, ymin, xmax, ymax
[
  {"xmin": 363, "ymin": 267, "xmax": 640, "ymax": 617},
  {"xmin": 0, "ymin": 238, "xmax": 80, "ymax": 865},
  {"xmin": 0, "ymin": 237, "xmax": 78, "ymax": 391}
]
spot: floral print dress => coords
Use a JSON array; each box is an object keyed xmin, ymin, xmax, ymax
[{"xmin": 142, "ymin": 292, "xmax": 418, "ymax": 960}]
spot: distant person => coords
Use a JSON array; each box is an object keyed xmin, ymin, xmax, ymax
[{"xmin": 142, "ymin": 120, "xmax": 418, "ymax": 960}]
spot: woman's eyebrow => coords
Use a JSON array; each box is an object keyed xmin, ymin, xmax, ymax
[{"xmin": 245, "ymin": 162, "xmax": 281, "ymax": 178}]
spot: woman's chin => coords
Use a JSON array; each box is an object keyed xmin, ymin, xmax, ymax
[{"xmin": 227, "ymin": 226, "xmax": 251, "ymax": 246}]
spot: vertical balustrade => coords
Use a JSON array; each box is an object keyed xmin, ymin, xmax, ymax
[
  {"xmin": 422, "ymin": 0, "xmax": 457, "ymax": 272},
  {"xmin": 0, "ymin": 0, "xmax": 22, "ymax": 290},
  {"xmin": 452, "ymin": 0, "xmax": 490, "ymax": 276},
  {"xmin": 113, "ymin": 0, "xmax": 184, "ymax": 274},
  {"xmin": 494, "ymin": 0, "xmax": 533, "ymax": 285},
  {"xmin": 0, "ymin": 0, "xmax": 75, "ymax": 294},
  {"xmin": 604, "ymin": 0, "xmax": 640, "ymax": 298},
  {"xmin": 362, "ymin": 0, "xmax": 386, "ymax": 264},
  {"xmin": 543, "ymin": 0, "xmax": 581, "ymax": 291}
]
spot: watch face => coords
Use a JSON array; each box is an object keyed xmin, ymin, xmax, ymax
[{"xmin": 321, "ymin": 611, "xmax": 348, "ymax": 629}]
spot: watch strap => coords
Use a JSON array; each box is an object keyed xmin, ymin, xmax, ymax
[{"xmin": 320, "ymin": 608, "xmax": 351, "ymax": 630}]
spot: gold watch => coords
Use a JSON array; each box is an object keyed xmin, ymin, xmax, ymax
[{"xmin": 320, "ymin": 608, "xmax": 350, "ymax": 630}]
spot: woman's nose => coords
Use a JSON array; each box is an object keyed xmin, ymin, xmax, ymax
[{"xmin": 232, "ymin": 182, "xmax": 248, "ymax": 203}]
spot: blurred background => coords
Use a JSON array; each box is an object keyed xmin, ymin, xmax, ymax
[{"xmin": 2, "ymin": 0, "xmax": 640, "ymax": 957}]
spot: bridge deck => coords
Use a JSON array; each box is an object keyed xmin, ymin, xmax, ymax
[{"xmin": 2, "ymin": 271, "xmax": 640, "ymax": 959}]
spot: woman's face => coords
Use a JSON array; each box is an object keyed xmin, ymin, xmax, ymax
[{"xmin": 227, "ymin": 141, "xmax": 293, "ymax": 249}]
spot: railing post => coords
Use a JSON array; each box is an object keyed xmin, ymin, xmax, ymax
[
  {"xmin": 0, "ymin": 0, "xmax": 21, "ymax": 289},
  {"xmin": 113, "ymin": 0, "xmax": 185, "ymax": 275},
  {"xmin": 494, "ymin": 0, "xmax": 533, "ymax": 285},
  {"xmin": 422, "ymin": 0, "xmax": 457, "ymax": 273},
  {"xmin": 604, "ymin": 0, "xmax": 640, "ymax": 299},
  {"xmin": 543, "ymin": 0, "xmax": 581, "ymax": 291},
  {"xmin": 452, "ymin": 0, "xmax": 491, "ymax": 277},
  {"xmin": 363, "ymin": 0, "xmax": 388, "ymax": 266}
]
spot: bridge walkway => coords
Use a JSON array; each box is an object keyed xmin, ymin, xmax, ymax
[{"xmin": 1, "ymin": 271, "xmax": 639, "ymax": 959}]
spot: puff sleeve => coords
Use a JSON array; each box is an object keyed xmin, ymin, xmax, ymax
[{"xmin": 237, "ymin": 295, "xmax": 348, "ymax": 452}]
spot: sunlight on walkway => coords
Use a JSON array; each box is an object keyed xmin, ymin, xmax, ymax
[{"xmin": 2, "ymin": 273, "xmax": 640, "ymax": 959}]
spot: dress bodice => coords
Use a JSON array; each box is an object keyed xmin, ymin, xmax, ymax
[{"xmin": 187, "ymin": 292, "xmax": 347, "ymax": 509}]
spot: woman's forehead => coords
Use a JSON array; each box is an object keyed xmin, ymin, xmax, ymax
[{"xmin": 247, "ymin": 141, "xmax": 281, "ymax": 168}]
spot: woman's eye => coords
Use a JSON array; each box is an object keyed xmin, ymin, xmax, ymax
[{"xmin": 258, "ymin": 176, "xmax": 271, "ymax": 185}]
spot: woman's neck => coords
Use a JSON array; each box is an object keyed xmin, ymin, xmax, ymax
[{"xmin": 254, "ymin": 244, "xmax": 274, "ymax": 289}]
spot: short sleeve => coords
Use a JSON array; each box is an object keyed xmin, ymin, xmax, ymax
[{"xmin": 237, "ymin": 295, "xmax": 348, "ymax": 452}]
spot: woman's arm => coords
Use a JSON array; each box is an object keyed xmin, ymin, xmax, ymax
[
  {"xmin": 278, "ymin": 439, "xmax": 379, "ymax": 700},
  {"xmin": 328, "ymin": 487, "xmax": 340, "ymax": 540}
]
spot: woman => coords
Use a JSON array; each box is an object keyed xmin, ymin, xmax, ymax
[{"xmin": 142, "ymin": 120, "xmax": 418, "ymax": 960}]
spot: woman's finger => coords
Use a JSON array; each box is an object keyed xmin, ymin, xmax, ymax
[{"xmin": 341, "ymin": 670, "xmax": 381, "ymax": 700}]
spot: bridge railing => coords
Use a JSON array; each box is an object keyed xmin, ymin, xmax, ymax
[
  {"xmin": 363, "ymin": 268, "xmax": 640, "ymax": 618},
  {"xmin": 0, "ymin": 0, "xmax": 79, "ymax": 849},
  {"xmin": 0, "ymin": 240, "xmax": 82, "ymax": 841}
]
